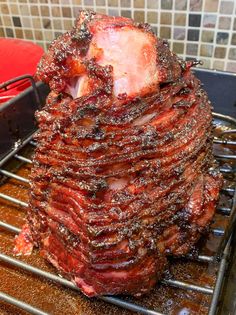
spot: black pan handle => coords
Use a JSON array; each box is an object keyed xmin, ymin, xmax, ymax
[{"xmin": 0, "ymin": 74, "xmax": 42, "ymax": 109}]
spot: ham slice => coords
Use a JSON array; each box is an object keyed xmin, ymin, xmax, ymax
[{"xmin": 16, "ymin": 10, "xmax": 222, "ymax": 297}]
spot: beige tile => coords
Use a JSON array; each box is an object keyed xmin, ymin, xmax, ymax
[
  {"xmin": 24, "ymin": 29, "xmax": 34, "ymax": 40},
  {"xmin": 134, "ymin": 0, "xmax": 144, "ymax": 8},
  {"xmin": 15, "ymin": 28, "xmax": 23, "ymax": 38},
  {"xmin": 63, "ymin": 19, "xmax": 73, "ymax": 30},
  {"xmin": 2, "ymin": 16, "xmax": 12, "ymax": 27},
  {"xmin": 160, "ymin": 26, "xmax": 171, "ymax": 39},
  {"xmin": 186, "ymin": 43, "xmax": 198, "ymax": 55},
  {"xmin": 96, "ymin": 0, "xmax": 106, "ymax": 5},
  {"xmin": 229, "ymin": 48, "xmax": 236, "ymax": 60},
  {"xmin": 174, "ymin": 13, "xmax": 186, "ymax": 26},
  {"xmin": 201, "ymin": 30, "xmax": 214, "ymax": 42},
  {"xmin": 108, "ymin": 0, "xmax": 119, "ymax": 6},
  {"xmin": 83, "ymin": 6, "xmax": 94, "ymax": 10},
  {"xmin": 200, "ymin": 44, "xmax": 213, "ymax": 57},
  {"xmin": 214, "ymin": 46, "xmax": 226, "ymax": 58},
  {"xmin": 32, "ymin": 17, "xmax": 42, "ymax": 29},
  {"xmin": 213, "ymin": 60, "xmax": 225, "ymax": 70},
  {"xmin": 22, "ymin": 17, "xmax": 32, "ymax": 28},
  {"xmin": 174, "ymin": 28, "xmax": 185, "ymax": 40},
  {"xmin": 220, "ymin": 1, "xmax": 234, "ymax": 14},
  {"xmin": 121, "ymin": 10, "xmax": 131, "ymax": 18},
  {"xmin": 19, "ymin": 4, "xmax": 30, "ymax": 15},
  {"xmin": 34, "ymin": 30, "xmax": 43, "ymax": 40},
  {"xmin": 161, "ymin": 0, "xmax": 173, "ymax": 9},
  {"xmin": 62, "ymin": 6, "xmax": 72, "ymax": 18},
  {"xmin": 10, "ymin": 4, "xmax": 19, "ymax": 15},
  {"xmin": 30, "ymin": 6, "xmax": 39, "ymax": 16},
  {"xmin": 218, "ymin": 16, "xmax": 231, "ymax": 29},
  {"xmin": 199, "ymin": 58, "xmax": 211, "ymax": 69},
  {"xmin": 1, "ymin": 4, "xmax": 9, "ymax": 14},
  {"xmin": 134, "ymin": 11, "xmax": 145, "ymax": 23},
  {"xmin": 52, "ymin": 6, "xmax": 61, "ymax": 17},
  {"xmin": 96, "ymin": 8, "xmax": 106, "ymax": 14},
  {"xmin": 71, "ymin": 0, "xmax": 82, "ymax": 4},
  {"xmin": 231, "ymin": 33, "xmax": 236, "ymax": 45},
  {"xmin": 0, "ymin": 28, "xmax": 4, "ymax": 37},
  {"xmin": 84, "ymin": 0, "xmax": 94, "ymax": 5},
  {"xmin": 147, "ymin": 0, "xmax": 158, "ymax": 9},
  {"xmin": 226, "ymin": 62, "xmax": 236, "ymax": 72},
  {"xmin": 173, "ymin": 42, "xmax": 184, "ymax": 54},
  {"xmin": 161, "ymin": 12, "xmax": 172, "ymax": 25},
  {"xmin": 147, "ymin": 11, "xmax": 158, "ymax": 24},
  {"xmin": 53, "ymin": 19, "xmax": 63, "ymax": 29},
  {"xmin": 190, "ymin": 0, "xmax": 202, "ymax": 11},
  {"xmin": 204, "ymin": 0, "xmax": 219, "ymax": 12},
  {"xmin": 44, "ymin": 30, "xmax": 54, "ymax": 41},
  {"xmin": 120, "ymin": 0, "xmax": 130, "ymax": 7},
  {"xmin": 175, "ymin": 0, "xmax": 187, "ymax": 10},
  {"xmin": 40, "ymin": 6, "xmax": 50, "ymax": 17},
  {"xmin": 108, "ymin": 8, "xmax": 119, "ymax": 16}
]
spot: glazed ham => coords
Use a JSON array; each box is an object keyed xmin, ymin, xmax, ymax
[{"xmin": 19, "ymin": 11, "xmax": 222, "ymax": 296}]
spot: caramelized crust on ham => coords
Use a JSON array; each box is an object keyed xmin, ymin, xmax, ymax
[
  {"xmin": 36, "ymin": 10, "xmax": 181, "ymax": 98},
  {"xmin": 20, "ymin": 10, "xmax": 222, "ymax": 297}
]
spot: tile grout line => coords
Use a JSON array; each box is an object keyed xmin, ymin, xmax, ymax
[
  {"xmin": 197, "ymin": 0, "xmax": 205, "ymax": 64},
  {"xmin": 224, "ymin": 0, "xmax": 235, "ymax": 71}
]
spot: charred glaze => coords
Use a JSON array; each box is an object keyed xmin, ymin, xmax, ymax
[{"xmin": 20, "ymin": 10, "xmax": 223, "ymax": 297}]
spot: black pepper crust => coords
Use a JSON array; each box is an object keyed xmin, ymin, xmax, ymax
[{"xmin": 27, "ymin": 10, "xmax": 222, "ymax": 297}]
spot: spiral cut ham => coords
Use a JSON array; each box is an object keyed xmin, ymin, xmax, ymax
[{"xmin": 19, "ymin": 11, "xmax": 222, "ymax": 297}]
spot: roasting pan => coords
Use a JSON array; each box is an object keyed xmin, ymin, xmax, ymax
[{"xmin": 0, "ymin": 69, "xmax": 236, "ymax": 315}]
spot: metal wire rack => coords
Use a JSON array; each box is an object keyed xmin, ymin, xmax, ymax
[
  {"xmin": 0, "ymin": 113, "xmax": 235, "ymax": 315},
  {"xmin": 0, "ymin": 72, "xmax": 235, "ymax": 315}
]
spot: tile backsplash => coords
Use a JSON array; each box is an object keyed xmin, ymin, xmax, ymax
[{"xmin": 0, "ymin": 0, "xmax": 236, "ymax": 72}]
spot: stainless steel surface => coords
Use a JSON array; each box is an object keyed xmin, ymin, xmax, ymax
[
  {"xmin": 0, "ymin": 192, "xmax": 28, "ymax": 208},
  {"xmin": 14, "ymin": 154, "xmax": 32, "ymax": 164},
  {"xmin": 208, "ymin": 241, "xmax": 231, "ymax": 315},
  {"xmin": 0, "ymin": 169, "xmax": 29, "ymax": 183}
]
